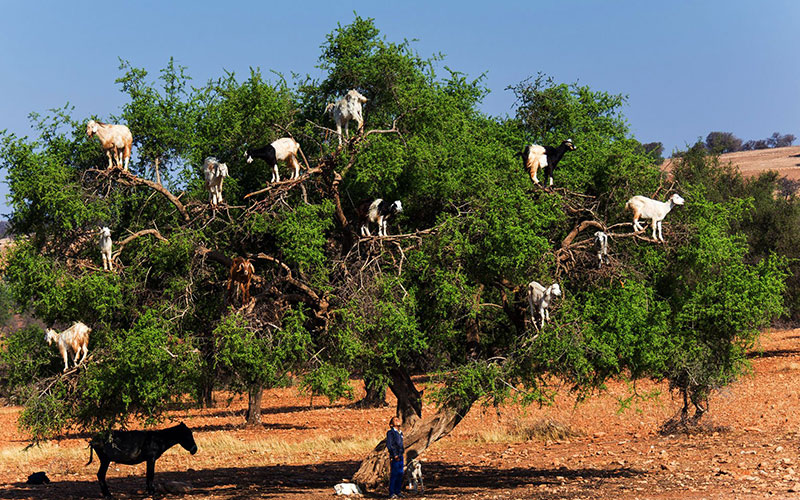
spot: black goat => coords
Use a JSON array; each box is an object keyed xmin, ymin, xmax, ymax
[
  {"xmin": 542, "ymin": 139, "xmax": 576, "ymax": 186},
  {"xmin": 87, "ymin": 422, "xmax": 198, "ymax": 498}
]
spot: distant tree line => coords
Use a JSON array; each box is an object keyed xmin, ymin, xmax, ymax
[{"xmin": 705, "ymin": 131, "xmax": 796, "ymax": 154}]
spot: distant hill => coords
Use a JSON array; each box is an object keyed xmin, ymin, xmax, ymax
[
  {"xmin": 663, "ymin": 146, "xmax": 800, "ymax": 180},
  {"xmin": 0, "ymin": 221, "xmax": 8, "ymax": 238}
]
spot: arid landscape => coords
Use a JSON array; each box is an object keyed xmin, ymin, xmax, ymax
[
  {"xmin": 1, "ymin": 327, "xmax": 799, "ymax": 499},
  {"xmin": 664, "ymin": 146, "xmax": 800, "ymax": 181},
  {"xmin": 1, "ymin": 3, "xmax": 797, "ymax": 499}
]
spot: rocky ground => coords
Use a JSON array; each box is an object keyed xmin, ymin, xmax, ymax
[{"xmin": 2, "ymin": 328, "xmax": 800, "ymax": 499}]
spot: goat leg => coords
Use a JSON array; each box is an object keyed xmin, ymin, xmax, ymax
[
  {"xmin": 145, "ymin": 458, "xmax": 156, "ymax": 494},
  {"xmin": 97, "ymin": 459, "xmax": 112, "ymax": 497}
]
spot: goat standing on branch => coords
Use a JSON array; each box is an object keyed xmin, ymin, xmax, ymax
[
  {"xmin": 245, "ymin": 137, "xmax": 302, "ymax": 183},
  {"xmin": 625, "ymin": 193, "xmax": 685, "ymax": 242},
  {"xmin": 357, "ymin": 198, "xmax": 403, "ymax": 237},
  {"xmin": 594, "ymin": 231, "xmax": 610, "ymax": 268},
  {"xmin": 527, "ymin": 281, "xmax": 562, "ymax": 329},
  {"xmin": 86, "ymin": 120, "xmax": 133, "ymax": 170},
  {"xmin": 99, "ymin": 226, "xmax": 113, "ymax": 272},
  {"xmin": 325, "ymin": 89, "xmax": 367, "ymax": 145},
  {"xmin": 203, "ymin": 156, "xmax": 228, "ymax": 207},
  {"xmin": 520, "ymin": 139, "xmax": 575, "ymax": 186},
  {"xmin": 520, "ymin": 144, "xmax": 547, "ymax": 184},
  {"xmin": 45, "ymin": 322, "xmax": 91, "ymax": 372},
  {"xmin": 227, "ymin": 257, "xmax": 255, "ymax": 305}
]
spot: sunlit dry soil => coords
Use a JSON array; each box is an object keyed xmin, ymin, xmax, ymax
[{"xmin": 2, "ymin": 328, "xmax": 800, "ymax": 499}]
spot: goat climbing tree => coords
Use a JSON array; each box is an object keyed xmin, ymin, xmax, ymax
[{"xmin": 0, "ymin": 14, "xmax": 786, "ymax": 491}]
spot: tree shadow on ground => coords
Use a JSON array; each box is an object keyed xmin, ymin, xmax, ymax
[
  {"xmin": 52, "ymin": 421, "xmax": 310, "ymax": 441},
  {"xmin": 1, "ymin": 459, "xmax": 645, "ymax": 499},
  {"xmin": 188, "ymin": 405, "xmax": 322, "ymax": 419},
  {"xmin": 746, "ymin": 347, "xmax": 800, "ymax": 359},
  {"xmin": 423, "ymin": 461, "xmax": 644, "ymax": 496}
]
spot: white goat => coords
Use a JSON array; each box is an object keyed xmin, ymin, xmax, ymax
[
  {"xmin": 245, "ymin": 138, "xmax": 302, "ymax": 182},
  {"xmin": 86, "ymin": 120, "xmax": 133, "ymax": 170},
  {"xmin": 357, "ymin": 199, "xmax": 403, "ymax": 237},
  {"xmin": 203, "ymin": 157, "xmax": 228, "ymax": 207},
  {"xmin": 45, "ymin": 322, "xmax": 91, "ymax": 372},
  {"xmin": 325, "ymin": 89, "xmax": 367, "ymax": 145},
  {"xmin": 625, "ymin": 193, "xmax": 685, "ymax": 242},
  {"xmin": 594, "ymin": 231, "xmax": 610, "ymax": 268},
  {"xmin": 527, "ymin": 281, "xmax": 562, "ymax": 329},
  {"xmin": 404, "ymin": 457, "xmax": 424, "ymax": 493},
  {"xmin": 99, "ymin": 226, "xmax": 113, "ymax": 272}
]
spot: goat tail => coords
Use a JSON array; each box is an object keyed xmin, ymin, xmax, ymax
[
  {"xmin": 324, "ymin": 102, "xmax": 334, "ymax": 115},
  {"xmin": 86, "ymin": 444, "xmax": 94, "ymax": 466}
]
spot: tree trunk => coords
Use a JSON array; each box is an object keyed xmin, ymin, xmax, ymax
[
  {"xmin": 352, "ymin": 401, "xmax": 473, "ymax": 489},
  {"xmin": 388, "ymin": 367, "xmax": 423, "ymax": 425},
  {"xmin": 355, "ymin": 376, "xmax": 387, "ymax": 408},
  {"xmin": 245, "ymin": 385, "xmax": 263, "ymax": 425},
  {"xmin": 329, "ymin": 170, "xmax": 356, "ymax": 253},
  {"xmin": 200, "ymin": 380, "xmax": 215, "ymax": 408}
]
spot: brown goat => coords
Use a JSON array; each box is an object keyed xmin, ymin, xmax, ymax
[
  {"xmin": 87, "ymin": 120, "xmax": 133, "ymax": 170},
  {"xmin": 45, "ymin": 322, "xmax": 91, "ymax": 372},
  {"xmin": 227, "ymin": 257, "xmax": 255, "ymax": 304}
]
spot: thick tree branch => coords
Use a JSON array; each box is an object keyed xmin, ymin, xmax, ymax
[
  {"xmin": 90, "ymin": 168, "xmax": 190, "ymax": 221},
  {"xmin": 243, "ymin": 167, "xmax": 323, "ymax": 200}
]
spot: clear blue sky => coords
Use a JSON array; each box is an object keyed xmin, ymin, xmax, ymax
[{"xmin": 1, "ymin": 1, "xmax": 798, "ymax": 214}]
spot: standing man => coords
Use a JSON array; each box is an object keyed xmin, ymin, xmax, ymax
[{"xmin": 386, "ymin": 416, "xmax": 404, "ymax": 498}]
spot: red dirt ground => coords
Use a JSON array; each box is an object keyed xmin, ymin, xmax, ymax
[{"xmin": 3, "ymin": 328, "xmax": 800, "ymax": 499}]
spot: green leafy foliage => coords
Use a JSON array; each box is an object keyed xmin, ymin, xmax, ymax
[
  {"xmin": 0, "ymin": 15, "xmax": 788, "ymax": 442},
  {"xmin": 0, "ymin": 326, "xmax": 59, "ymax": 401}
]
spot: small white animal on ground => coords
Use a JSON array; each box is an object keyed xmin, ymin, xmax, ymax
[
  {"xmin": 333, "ymin": 482, "xmax": 363, "ymax": 496},
  {"xmin": 404, "ymin": 457, "xmax": 424, "ymax": 493}
]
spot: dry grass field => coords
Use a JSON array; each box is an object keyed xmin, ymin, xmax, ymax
[{"xmin": 2, "ymin": 327, "xmax": 800, "ymax": 499}]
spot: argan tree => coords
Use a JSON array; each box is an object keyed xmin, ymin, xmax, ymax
[{"xmin": 0, "ymin": 15, "xmax": 786, "ymax": 492}]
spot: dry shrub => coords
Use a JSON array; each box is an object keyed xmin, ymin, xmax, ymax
[
  {"xmin": 467, "ymin": 418, "xmax": 582, "ymax": 444},
  {"xmin": 511, "ymin": 418, "xmax": 583, "ymax": 442}
]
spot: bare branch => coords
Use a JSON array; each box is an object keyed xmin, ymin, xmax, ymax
[
  {"xmin": 89, "ymin": 168, "xmax": 190, "ymax": 221},
  {"xmin": 243, "ymin": 167, "xmax": 323, "ymax": 200}
]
